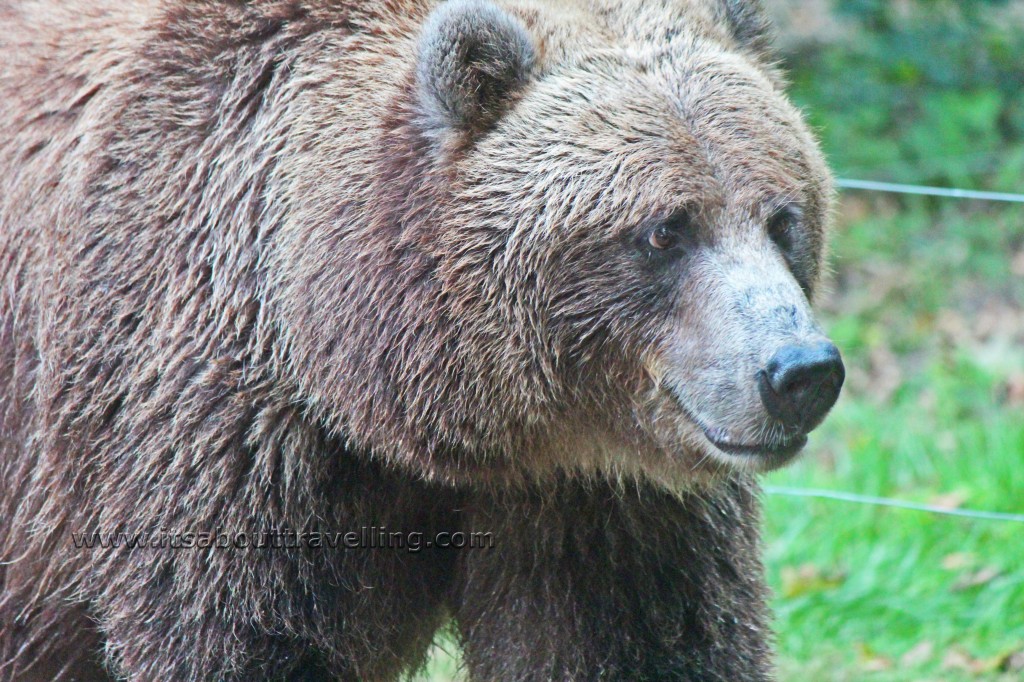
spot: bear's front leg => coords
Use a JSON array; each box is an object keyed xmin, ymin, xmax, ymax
[
  {"xmin": 452, "ymin": 475, "xmax": 772, "ymax": 681},
  {"xmin": 64, "ymin": 443, "xmax": 461, "ymax": 682}
]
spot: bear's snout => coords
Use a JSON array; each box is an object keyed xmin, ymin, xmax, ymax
[{"xmin": 757, "ymin": 339, "xmax": 845, "ymax": 432}]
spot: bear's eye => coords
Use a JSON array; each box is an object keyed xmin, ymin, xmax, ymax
[
  {"xmin": 767, "ymin": 204, "xmax": 814, "ymax": 293},
  {"xmin": 648, "ymin": 225, "xmax": 678, "ymax": 250},
  {"xmin": 767, "ymin": 205, "xmax": 801, "ymax": 254},
  {"xmin": 640, "ymin": 210, "xmax": 692, "ymax": 256}
]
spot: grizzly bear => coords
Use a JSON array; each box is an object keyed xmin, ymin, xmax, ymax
[{"xmin": 0, "ymin": 0, "xmax": 844, "ymax": 680}]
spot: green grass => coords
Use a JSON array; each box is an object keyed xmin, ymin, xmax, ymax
[
  {"xmin": 761, "ymin": 195, "xmax": 1024, "ymax": 680},
  {"xmin": 766, "ymin": 357, "xmax": 1024, "ymax": 680}
]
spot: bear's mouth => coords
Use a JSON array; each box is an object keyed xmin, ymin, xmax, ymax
[
  {"xmin": 701, "ymin": 426, "xmax": 807, "ymax": 461},
  {"xmin": 663, "ymin": 387, "xmax": 808, "ymax": 470}
]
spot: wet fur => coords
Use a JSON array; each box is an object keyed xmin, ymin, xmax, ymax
[{"xmin": 1, "ymin": 1, "xmax": 825, "ymax": 679}]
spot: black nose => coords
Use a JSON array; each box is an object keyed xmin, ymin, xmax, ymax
[{"xmin": 758, "ymin": 341, "xmax": 845, "ymax": 431}]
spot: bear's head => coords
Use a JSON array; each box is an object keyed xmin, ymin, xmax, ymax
[{"xmin": 271, "ymin": 0, "xmax": 844, "ymax": 486}]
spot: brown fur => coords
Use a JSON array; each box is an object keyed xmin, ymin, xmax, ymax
[{"xmin": 0, "ymin": 1, "xmax": 834, "ymax": 679}]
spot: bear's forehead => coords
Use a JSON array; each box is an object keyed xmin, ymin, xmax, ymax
[
  {"xmin": 478, "ymin": 63, "xmax": 812, "ymax": 205},
  {"xmin": 509, "ymin": 0, "xmax": 743, "ymax": 64}
]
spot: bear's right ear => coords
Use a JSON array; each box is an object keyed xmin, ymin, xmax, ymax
[
  {"xmin": 720, "ymin": 0, "xmax": 773, "ymax": 57},
  {"xmin": 416, "ymin": 0, "xmax": 535, "ymax": 136}
]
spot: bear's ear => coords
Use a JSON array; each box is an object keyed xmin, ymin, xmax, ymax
[
  {"xmin": 720, "ymin": 0, "xmax": 773, "ymax": 57},
  {"xmin": 416, "ymin": 0, "xmax": 535, "ymax": 135}
]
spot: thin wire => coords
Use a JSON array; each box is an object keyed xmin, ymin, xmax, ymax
[
  {"xmin": 836, "ymin": 178, "xmax": 1024, "ymax": 203},
  {"xmin": 763, "ymin": 486, "xmax": 1024, "ymax": 523}
]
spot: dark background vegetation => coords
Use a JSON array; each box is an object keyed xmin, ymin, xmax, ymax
[{"xmin": 429, "ymin": 2, "xmax": 1024, "ymax": 679}]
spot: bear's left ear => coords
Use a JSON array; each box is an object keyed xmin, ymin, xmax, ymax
[
  {"xmin": 720, "ymin": 0, "xmax": 773, "ymax": 57},
  {"xmin": 416, "ymin": 0, "xmax": 535, "ymax": 136}
]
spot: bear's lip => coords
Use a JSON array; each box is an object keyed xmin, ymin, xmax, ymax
[
  {"xmin": 701, "ymin": 427, "xmax": 808, "ymax": 461},
  {"xmin": 664, "ymin": 387, "xmax": 808, "ymax": 469}
]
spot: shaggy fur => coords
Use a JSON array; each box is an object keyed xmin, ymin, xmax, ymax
[{"xmin": 0, "ymin": 0, "xmax": 835, "ymax": 680}]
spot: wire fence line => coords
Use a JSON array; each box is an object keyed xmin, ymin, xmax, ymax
[
  {"xmin": 836, "ymin": 178, "xmax": 1024, "ymax": 203},
  {"xmin": 764, "ymin": 486, "xmax": 1024, "ymax": 523},
  {"xmin": 784, "ymin": 177, "xmax": 1024, "ymax": 522}
]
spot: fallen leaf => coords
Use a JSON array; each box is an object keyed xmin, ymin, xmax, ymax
[
  {"xmin": 1012, "ymin": 249, "xmax": 1024, "ymax": 277},
  {"xmin": 953, "ymin": 566, "xmax": 1001, "ymax": 591},
  {"xmin": 862, "ymin": 656, "xmax": 892, "ymax": 672},
  {"xmin": 928, "ymin": 491, "xmax": 968, "ymax": 509},
  {"xmin": 866, "ymin": 343, "xmax": 903, "ymax": 403},
  {"xmin": 856, "ymin": 642, "xmax": 893, "ymax": 672},
  {"xmin": 780, "ymin": 563, "xmax": 846, "ymax": 598},
  {"xmin": 901, "ymin": 641, "xmax": 935, "ymax": 667},
  {"xmin": 917, "ymin": 388, "xmax": 937, "ymax": 411},
  {"xmin": 941, "ymin": 552, "xmax": 975, "ymax": 571},
  {"xmin": 935, "ymin": 431, "xmax": 957, "ymax": 453},
  {"xmin": 942, "ymin": 648, "xmax": 985, "ymax": 673},
  {"xmin": 937, "ymin": 309, "xmax": 971, "ymax": 345},
  {"xmin": 999, "ymin": 650, "xmax": 1024, "ymax": 672},
  {"xmin": 942, "ymin": 649, "xmax": 970, "ymax": 670},
  {"xmin": 1003, "ymin": 372, "xmax": 1024, "ymax": 408}
]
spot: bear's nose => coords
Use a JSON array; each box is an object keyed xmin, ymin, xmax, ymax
[{"xmin": 758, "ymin": 340, "xmax": 845, "ymax": 431}]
